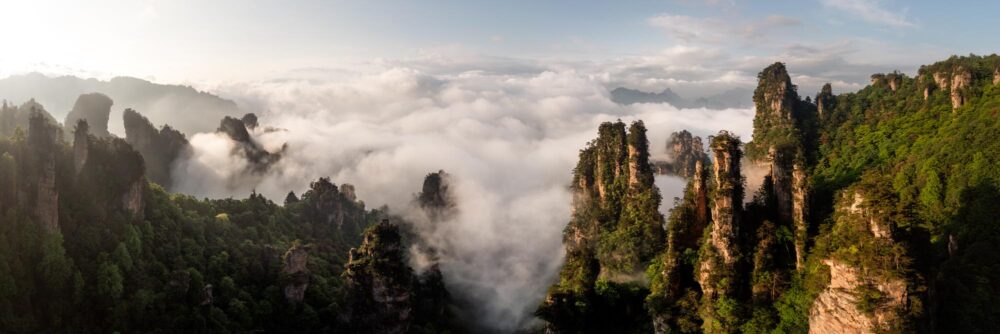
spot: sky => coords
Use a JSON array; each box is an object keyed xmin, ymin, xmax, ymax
[{"xmin": 1, "ymin": 0, "xmax": 997, "ymax": 96}]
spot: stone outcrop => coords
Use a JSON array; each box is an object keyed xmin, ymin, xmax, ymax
[
  {"xmin": 792, "ymin": 162, "xmax": 809, "ymax": 270},
  {"xmin": 809, "ymin": 260, "xmax": 907, "ymax": 334},
  {"xmin": 950, "ymin": 68, "xmax": 972, "ymax": 110},
  {"xmin": 871, "ymin": 72, "xmax": 903, "ymax": 92},
  {"xmin": 808, "ymin": 189, "xmax": 911, "ymax": 333},
  {"xmin": 28, "ymin": 113, "xmax": 60, "ymax": 232},
  {"xmin": 750, "ymin": 62, "xmax": 817, "ymax": 272},
  {"xmin": 217, "ymin": 115, "xmax": 284, "ymax": 173},
  {"xmin": 64, "ymin": 93, "xmax": 113, "ymax": 138},
  {"xmin": 123, "ymin": 108, "xmax": 190, "ymax": 188},
  {"xmin": 122, "ymin": 178, "xmax": 145, "ymax": 219},
  {"xmin": 416, "ymin": 170, "xmax": 455, "ymax": 221},
  {"xmin": 282, "ymin": 243, "xmax": 310, "ymax": 304},
  {"xmin": 345, "ymin": 220, "xmax": 414, "ymax": 334},
  {"xmin": 656, "ymin": 130, "xmax": 710, "ymax": 178},
  {"xmin": 994, "ymin": 68, "xmax": 1000, "ymax": 85},
  {"xmin": 815, "ymin": 83, "xmax": 835, "ymax": 118},
  {"xmin": 72, "ymin": 120, "xmax": 90, "ymax": 174},
  {"xmin": 697, "ymin": 131, "xmax": 745, "ymax": 333}
]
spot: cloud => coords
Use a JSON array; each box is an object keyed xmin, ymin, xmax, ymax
[
  {"xmin": 175, "ymin": 63, "xmax": 755, "ymax": 331},
  {"xmin": 742, "ymin": 15, "xmax": 801, "ymax": 40},
  {"xmin": 821, "ymin": 0, "xmax": 916, "ymax": 28},
  {"xmin": 648, "ymin": 14, "xmax": 730, "ymax": 43},
  {"xmin": 649, "ymin": 14, "xmax": 801, "ymax": 44}
]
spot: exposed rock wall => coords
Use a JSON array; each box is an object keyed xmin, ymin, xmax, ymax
[
  {"xmin": 808, "ymin": 190, "xmax": 910, "ymax": 333},
  {"xmin": 123, "ymin": 108, "xmax": 190, "ymax": 188},
  {"xmin": 64, "ymin": 93, "xmax": 113, "ymax": 138},
  {"xmin": 282, "ymin": 243, "xmax": 310, "ymax": 304},
  {"xmin": 28, "ymin": 113, "xmax": 59, "ymax": 232},
  {"xmin": 72, "ymin": 120, "xmax": 89, "ymax": 174},
  {"xmin": 809, "ymin": 260, "xmax": 907, "ymax": 334},
  {"xmin": 792, "ymin": 162, "xmax": 809, "ymax": 270},
  {"xmin": 657, "ymin": 130, "xmax": 709, "ymax": 178},
  {"xmin": 697, "ymin": 132, "xmax": 744, "ymax": 333},
  {"xmin": 950, "ymin": 68, "xmax": 972, "ymax": 110},
  {"xmin": 345, "ymin": 220, "xmax": 414, "ymax": 334},
  {"xmin": 122, "ymin": 178, "xmax": 145, "ymax": 219},
  {"xmin": 815, "ymin": 83, "xmax": 835, "ymax": 118}
]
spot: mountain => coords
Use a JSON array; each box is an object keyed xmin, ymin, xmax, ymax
[
  {"xmin": 0, "ymin": 54, "xmax": 998, "ymax": 333},
  {"xmin": 544, "ymin": 54, "xmax": 1000, "ymax": 333},
  {"xmin": 0, "ymin": 73, "xmax": 240, "ymax": 135},
  {"xmin": 611, "ymin": 86, "xmax": 753, "ymax": 109}
]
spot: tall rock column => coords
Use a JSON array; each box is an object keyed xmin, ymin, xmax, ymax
[
  {"xmin": 749, "ymin": 62, "xmax": 817, "ymax": 272},
  {"xmin": 792, "ymin": 161, "xmax": 809, "ymax": 270},
  {"xmin": 698, "ymin": 131, "xmax": 744, "ymax": 334},
  {"xmin": 27, "ymin": 113, "xmax": 59, "ymax": 232}
]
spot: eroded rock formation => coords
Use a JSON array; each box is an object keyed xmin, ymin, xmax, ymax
[
  {"xmin": 282, "ymin": 243, "xmax": 310, "ymax": 304},
  {"xmin": 344, "ymin": 220, "xmax": 414, "ymax": 334},
  {"xmin": 217, "ymin": 114, "xmax": 284, "ymax": 173},
  {"xmin": 28, "ymin": 113, "xmax": 60, "ymax": 232},
  {"xmin": 697, "ymin": 131, "xmax": 745, "ymax": 333},
  {"xmin": 808, "ymin": 189, "xmax": 913, "ymax": 333},
  {"xmin": 656, "ymin": 130, "xmax": 710, "ymax": 178},
  {"xmin": 64, "ymin": 93, "xmax": 113, "ymax": 138},
  {"xmin": 123, "ymin": 108, "xmax": 189, "ymax": 188}
]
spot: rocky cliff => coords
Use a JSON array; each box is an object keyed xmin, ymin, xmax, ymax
[
  {"xmin": 63, "ymin": 93, "xmax": 113, "ymax": 138},
  {"xmin": 28, "ymin": 113, "xmax": 60, "ymax": 232},
  {"xmin": 123, "ymin": 108, "xmax": 189, "ymax": 188},
  {"xmin": 217, "ymin": 114, "xmax": 284, "ymax": 173},
  {"xmin": 807, "ymin": 188, "xmax": 914, "ymax": 333},
  {"xmin": 748, "ymin": 62, "xmax": 816, "ymax": 273},
  {"xmin": 282, "ymin": 243, "xmax": 310, "ymax": 304},
  {"xmin": 656, "ymin": 130, "xmax": 710, "ymax": 179},
  {"xmin": 343, "ymin": 220, "xmax": 417, "ymax": 334},
  {"xmin": 539, "ymin": 120, "xmax": 664, "ymax": 333},
  {"xmin": 697, "ymin": 131, "xmax": 745, "ymax": 333}
]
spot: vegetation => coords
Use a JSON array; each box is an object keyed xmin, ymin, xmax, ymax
[{"xmin": 0, "ymin": 107, "xmax": 455, "ymax": 332}]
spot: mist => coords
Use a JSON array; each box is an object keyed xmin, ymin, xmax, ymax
[{"xmin": 169, "ymin": 66, "xmax": 754, "ymax": 331}]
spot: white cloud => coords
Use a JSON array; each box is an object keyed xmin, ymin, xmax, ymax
[
  {"xmin": 177, "ymin": 63, "xmax": 755, "ymax": 331},
  {"xmin": 649, "ymin": 14, "xmax": 730, "ymax": 43},
  {"xmin": 821, "ymin": 0, "xmax": 916, "ymax": 28}
]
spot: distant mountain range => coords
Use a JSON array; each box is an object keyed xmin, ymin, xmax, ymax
[
  {"xmin": 610, "ymin": 86, "xmax": 752, "ymax": 109},
  {"xmin": 0, "ymin": 73, "xmax": 240, "ymax": 135}
]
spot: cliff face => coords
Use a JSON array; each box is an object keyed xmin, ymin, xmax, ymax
[
  {"xmin": 123, "ymin": 108, "xmax": 189, "ymax": 188},
  {"xmin": 64, "ymin": 93, "xmax": 113, "ymax": 138},
  {"xmin": 282, "ymin": 243, "xmax": 310, "ymax": 304},
  {"xmin": 809, "ymin": 259, "xmax": 907, "ymax": 334},
  {"xmin": 815, "ymin": 83, "xmax": 835, "ymax": 119},
  {"xmin": 808, "ymin": 189, "xmax": 913, "ymax": 333},
  {"xmin": 792, "ymin": 162, "xmax": 809, "ymax": 270},
  {"xmin": 561, "ymin": 120, "xmax": 664, "ymax": 278},
  {"xmin": 648, "ymin": 157, "xmax": 709, "ymax": 333},
  {"xmin": 300, "ymin": 178, "xmax": 368, "ymax": 242},
  {"xmin": 918, "ymin": 59, "xmax": 988, "ymax": 111},
  {"xmin": 217, "ymin": 114, "xmax": 284, "ymax": 173},
  {"xmin": 0, "ymin": 99, "xmax": 59, "ymax": 139},
  {"xmin": 748, "ymin": 62, "xmax": 816, "ymax": 274},
  {"xmin": 950, "ymin": 68, "xmax": 972, "ymax": 110},
  {"xmin": 697, "ymin": 132, "xmax": 745, "ymax": 333},
  {"xmin": 656, "ymin": 130, "xmax": 710, "ymax": 178},
  {"xmin": 344, "ymin": 220, "xmax": 415, "ymax": 334},
  {"xmin": 539, "ymin": 120, "xmax": 664, "ymax": 333},
  {"xmin": 28, "ymin": 113, "xmax": 60, "ymax": 232},
  {"xmin": 72, "ymin": 120, "xmax": 89, "ymax": 174}
]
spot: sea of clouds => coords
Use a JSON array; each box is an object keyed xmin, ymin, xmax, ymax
[{"xmin": 171, "ymin": 62, "xmax": 755, "ymax": 331}]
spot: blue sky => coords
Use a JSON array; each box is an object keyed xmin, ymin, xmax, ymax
[{"xmin": 0, "ymin": 0, "xmax": 996, "ymax": 93}]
